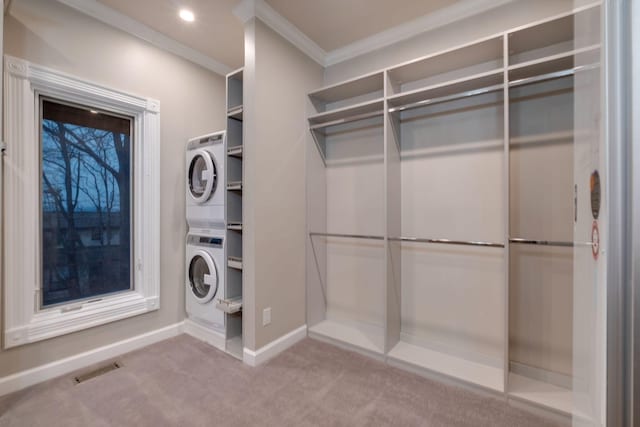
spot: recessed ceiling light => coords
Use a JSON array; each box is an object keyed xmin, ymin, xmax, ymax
[{"xmin": 179, "ymin": 8, "xmax": 195, "ymax": 22}]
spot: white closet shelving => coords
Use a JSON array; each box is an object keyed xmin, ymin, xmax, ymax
[
  {"xmin": 307, "ymin": 72, "xmax": 386, "ymax": 357},
  {"xmin": 224, "ymin": 68, "xmax": 244, "ymax": 360},
  {"xmin": 306, "ymin": 2, "xmax": 602, "ymax": 419}
]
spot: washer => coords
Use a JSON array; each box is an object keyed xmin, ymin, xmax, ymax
[
  {"xmin": 185, "ymin": 228, "xmax": 225, "ymax": 331},
  {"xmin": 186, "ymin": 131, "xmax": 225, "ymax": 228}
]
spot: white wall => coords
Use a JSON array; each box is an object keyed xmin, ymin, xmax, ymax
[
  {"xmin": 1, "ymin": 0, "xmax": 225, "ymax": 377},
  {"xmin": 243, "ymin": 19, "xmax": 323, "ymax": 350}
]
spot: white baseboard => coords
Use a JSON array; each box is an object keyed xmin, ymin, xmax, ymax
[
  {"xmin": 509, "ymin": 361, "xmax": 572, "ymax": 390},
  {"xmin": 182, "ymin": 318, "xmax": 226, "ymax": 352},
  {"xmin": 243, "ymin": 325, "xmax": 307, "ymax": 367},
  {"xmin": 0, "ymin": 322, "xmax": 183, "ymax": 397}
]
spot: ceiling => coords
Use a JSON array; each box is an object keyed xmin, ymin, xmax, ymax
[
  {"xmin": 96, "ymin": 0, "xmax": 463, "ymax": 70},
  {"xmin": 98, "ymin": 0, "xmax": 245, "ymax": 69},
  {"xmin": 266, "ymin": 0, "xmax": 460, "ymax": 52}
]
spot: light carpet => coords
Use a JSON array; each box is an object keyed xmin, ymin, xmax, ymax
[{"xmin": 0, "ymin": 335, "xmax": 563, "ymax": 426}]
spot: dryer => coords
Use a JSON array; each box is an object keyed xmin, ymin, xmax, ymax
[
  {"xmin": 186, "ymin": 131, "xmax": 226, "ymax": 228},
  {"xmin": 185, "ymin": 228, "xmax": 225, "ymax": 332}
]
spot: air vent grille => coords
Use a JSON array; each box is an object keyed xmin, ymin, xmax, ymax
[{"xmin": 73, "ymin": 361, "xmax": 122, "ymax": 384}]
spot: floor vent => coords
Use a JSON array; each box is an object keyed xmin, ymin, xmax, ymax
[{"xmin": 73, "ymin": 361, "xmax": 122, "ymax": 384}]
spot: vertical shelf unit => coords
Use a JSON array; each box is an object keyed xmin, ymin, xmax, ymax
[
  {"xmin": 306, "ymin": 3, "xmax": 601, "ymax": 420},
  {"xmin": 307, "ymin": 71, "xmax": 386, "ymax": 358},
  {"xmin": 222, "ymin": 68, "xmax": 244, "ymax": 360},
  {"xmin": 385, "ymin": 34, "xmax": 506, "ymax": 394}
]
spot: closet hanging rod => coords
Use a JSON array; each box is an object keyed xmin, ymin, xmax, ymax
[
  {"xmin": 309, "ymin": 232, "xmax": 384, "ymax": 241},
  {"xmin": 508, "ymin": 63, "xmax": 599, "ymax": 88},
  {"xmin": 309, "ymin": 110, "xmax": 383, "ymax": 131},
  {"xmin": 509, "ymin": 238, "xmax": 593, "ymax": 248},
  {"xmin": 388, "ymin": 83, "xmax": 504, "ymax": 113},
  {"xmin": 388, "ymin": 236, "xmax": 504, "ymax": 248}
]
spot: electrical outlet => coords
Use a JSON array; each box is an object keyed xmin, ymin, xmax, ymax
[{"xmin": 263, "ymin": 307, "xmax": 271, "ymax": 326}]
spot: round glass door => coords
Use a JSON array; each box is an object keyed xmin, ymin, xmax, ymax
[
  {"xmin": 188, "ymin": 251, "xmax": 218, "ymax": 303},
  {"xmin": 188, "ymin": 150, "xmax": 216, "ymax": 203}
]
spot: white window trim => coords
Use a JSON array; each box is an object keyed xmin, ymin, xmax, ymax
[{"xmin": 3, "ymin": 56, "xmax": 161, "ymax": 348}]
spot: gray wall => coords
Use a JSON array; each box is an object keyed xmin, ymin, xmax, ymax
[
  {"xmin": 243, "ymin": 19, "xmax": 322, "ymax": 350},
  {"xmin": 0, "ymin": 0, "xmax": 225, "ymax": 377}
]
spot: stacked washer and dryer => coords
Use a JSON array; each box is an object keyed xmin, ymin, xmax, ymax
[{"xmin": 184, "ymin": 131, "xmax": 229, "ymax": 349}]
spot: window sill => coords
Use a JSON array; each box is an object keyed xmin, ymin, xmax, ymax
[{"xmin": 4, "ymin": 292, "xmax": 159, "ymax": 349}]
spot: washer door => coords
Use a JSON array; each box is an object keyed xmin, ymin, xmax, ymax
[
  {"xmin": 187, "ymin": 250, "xmax": 218, "ymax": 303},
  {"xmin": 188, "ymin": 149, "xmax": 217, "ymax": 203}
]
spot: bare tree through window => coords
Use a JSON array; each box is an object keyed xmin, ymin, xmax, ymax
[{"xmin": 41, "ymin": 99, "xmax": 132, "ymax": 306}]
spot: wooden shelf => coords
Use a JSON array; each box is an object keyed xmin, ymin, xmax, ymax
[
  {"xmin": 387, "ymin": 69, "xmax": 504, "ymax": 112},
  {"xmin": 388, "ymin": 341, "xmax": 504, "ymax": 392},
  {"xmin": 227, "ymin": 105, "xmax": 243, "ymax": 121},
  {"xmin": 227, "ymin": 222, "xmax": 243, "ymax": 232},
  {"xmin": 217, "ymin": 296, "xmax": 242, "ymax": 314},
  {"xmin": 308, "ymin": 319, "xmax": 384, "ymax": 357},
  {"xmin": 308, "ymin": 98, "xmax": 384, "ymax": 129},
  {"xmin": 507, "ymin": 4, "xmax": 600, "ymax": 66},
  {"xmin": 508, "ymin": 45, "xmax": 600, "ymax": 83},
  {"xmin": 227, "ymin": 181, "xmax": 243, "ymax": 192},
  {"xmin": 508, "ymin": 373, "xmax": 574, "ymax": 416},
  {"xmin": 227, "ymin": 145, "xmax": 243, "ymax": 158},
  {"xmin": 388, "ymin": 37, "xmax": 503, "ymax": 89},
  {"xmin": 227, "ymin": 256, "xmax": 243, "ymax": 271},
  {"xmin": 309, "ymin": 72, "xmax": 384, "ymax": 105}
]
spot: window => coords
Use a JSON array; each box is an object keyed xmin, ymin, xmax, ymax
[
  {"xmin": 3, "ymin": 56, "xmax": 161, "ymax": 348},
  {"xmin": 41, "ymin": 99, "xmax": 133, "ymax": 307}
]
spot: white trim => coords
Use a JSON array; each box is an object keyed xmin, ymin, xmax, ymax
[
  {"xmin": 243, "ymin": 325, "xmax": 307, "ymax": 366},
  {"xmin": 182, "ymin": 318, "xmax": 226, "ymax": 352},
  {"xmin": 233, "ymin": 0, "xmax": 326, "ymax": 66},
  {"xmin": 509, "ymin": 361, "xmax": 572, "ymax": 390},
  {"xmin": 3, "ymin": 55, "xmax": 161, "ymax": 348},
  {"xmin": 53, "ymin": 0, "xmax": 232, "ymax": 76},
  {"xmin": 0, "ymin": 322, "xmax": 183, "ymax": 397},
  {"xmin": 324, "ymin": 0, "xmax": 515, "ymax": 66}
]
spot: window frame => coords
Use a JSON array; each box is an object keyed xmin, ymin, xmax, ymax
[{"xmin": 3, "ymin": 56, "xmax": 161, "ymax": 348}]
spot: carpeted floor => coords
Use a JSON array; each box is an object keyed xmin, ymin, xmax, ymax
[{"xmin": 0, "ymin": 335, "xmax": 563, "ymax": 427}]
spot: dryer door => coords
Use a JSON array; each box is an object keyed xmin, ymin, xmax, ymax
[
  {"xmin": 187, "ymin": 250, "xmax": 218, "ymax": 303},
  {"xmin": 188, "ymin": 149, "xmax": 217, "ymax": 203}
]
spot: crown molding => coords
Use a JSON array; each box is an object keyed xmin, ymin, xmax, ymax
[
  {"xmin": 233, "ymin": 0, "xmax": 516, "ymax": 68},
  {"xmin": 54, "ymin": 0, "xmax": 233, "ymax": 76},
  {"xmin": 324, "ymin": 0, "xmax": 516, "ymax": 66},
  {"xmin": 233, "ymin": 0, "xmax": 326, "ymax": 66}
]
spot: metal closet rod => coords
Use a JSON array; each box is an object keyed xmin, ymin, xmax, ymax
[
  {"xmin": 309, "ymin": 232, "xmax": 384, "ymax": 241},
  {"xmin": 509, "ymin": 63, "xmax": 599, "ymax": 88},
  {"xmin": 389, "ymin": 236, "xmax": 504, "ymax": 248},
  {"xmin": 388, "ymin": 63, "xmax": 600, "ymax": 114},
  {"xmin": 309, "ymin": 232, "xmax": 502, "ymax": 248},
  {"xmin": 509, "ymin": 238, "xmax": 593, "ymax": 248},
  {"xmin": 388, "ymin": 83, "xmax": 504, "ymax": 113}
]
